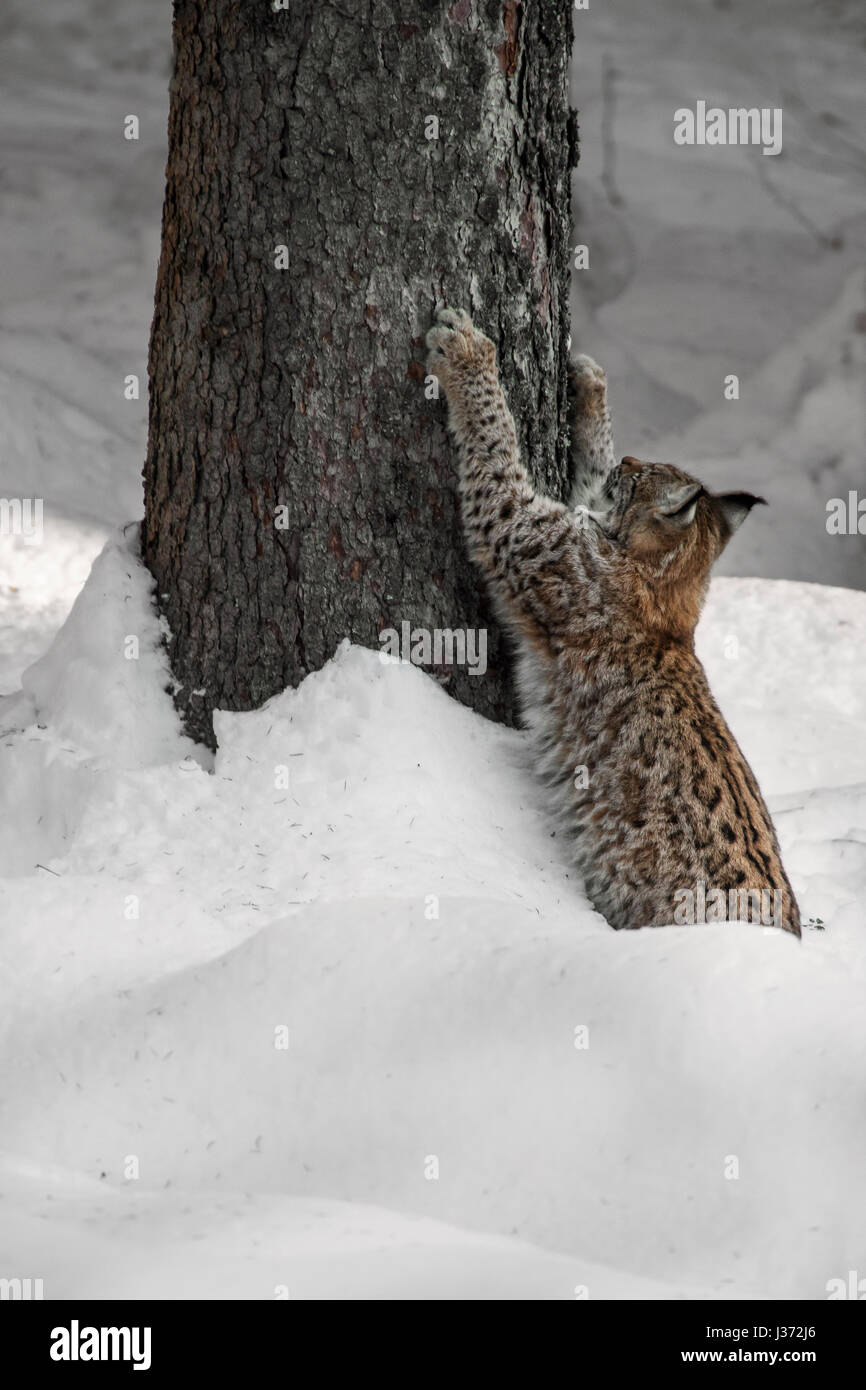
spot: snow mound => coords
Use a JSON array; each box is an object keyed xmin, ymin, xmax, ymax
[
  {"xmin": 17, "ymin": 525, "xmax": 196, "ymax": 769},
  {"xmin": 0, "ymin": 538, "xmax": 864, "ymax": 1298},
  {"xmin": 3, "ymin": 895, "xmax": 864, "ymax": 1299},
  {"xmin": 0, "ymin": 529, "xmax": 202, "ymax": 875},
  {"xmin": 0, "ymin": 1165, "xmax": 722, "ymax": 1302}
]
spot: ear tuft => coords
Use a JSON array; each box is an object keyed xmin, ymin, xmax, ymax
[{"xmin": 714, "ymin": 491, "xmax": 766, "ymax": 535}]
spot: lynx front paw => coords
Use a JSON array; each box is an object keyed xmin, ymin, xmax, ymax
[
  {"xmin": 425, "ymin": 306, "xmax": 495, "ymax": 392},
  {"xmin": 570, "ymin": 353, "xmax": 606, "ymax": 384},
  {"xmin": 568, "ymin": 354, "xmax": 607, "ymax": 410}
]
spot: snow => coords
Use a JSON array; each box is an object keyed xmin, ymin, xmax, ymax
[
  {"xmin": 1, "ymin": 0, "xmax": 865, "ymax": 1301},
  {"xmin": 1, "ymin": 529, "xmax": 865, "ymax": 1298}
]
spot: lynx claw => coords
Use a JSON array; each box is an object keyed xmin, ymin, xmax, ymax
[
  {"xmin": 569, "ymin": 354, "xmax": 606, "ymax": 386},
  {"xmin": 568, "ymin": 354, "xmax": 609, "ymax": 419},
  {"xmin": 435, "ymin": 306, "xmax": 473, "ymax": 333},
  {"xmin": 425, "ymin": 306, "xmax": 473, "ymax": 356}
]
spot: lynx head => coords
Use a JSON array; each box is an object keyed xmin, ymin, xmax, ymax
[{"xmin": 597, "ymin": 456, "xmax": 764, "ymax": 634}]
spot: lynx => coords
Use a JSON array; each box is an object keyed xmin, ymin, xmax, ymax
[{"xmin": 425, "ymin": 307, "xmax": 800, "ymax": 936}]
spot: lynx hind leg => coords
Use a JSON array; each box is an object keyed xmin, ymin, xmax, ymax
[{"xmin": 568, "ymin": 353, "xmax": 616, "ymax": 510}]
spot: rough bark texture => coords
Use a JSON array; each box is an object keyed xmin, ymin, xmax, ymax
[{"xmin": 143, "ymin": 0, "xmax": 578, "ymax": 748}]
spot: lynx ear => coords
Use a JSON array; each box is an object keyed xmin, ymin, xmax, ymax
[
  {"xmin": 713, "ymin": 491, "xmax": 766, "ymax": 535},
  {"xmin": 656, "ymin": 482, "xmax": 703, "ymax": 527}
]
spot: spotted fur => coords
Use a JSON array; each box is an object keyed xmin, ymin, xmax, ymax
[{"xmin": 426, "ymin": 307, "xmax": 800, "ymax": 936}]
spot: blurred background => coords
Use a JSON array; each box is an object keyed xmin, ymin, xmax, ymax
[
  {"xmin": 570, "ymin": 0, "xmax": 865, "ymax": 584},
  {"xmin": 0, "ymin": 0, "xmax": 863, "ymax": 695}
]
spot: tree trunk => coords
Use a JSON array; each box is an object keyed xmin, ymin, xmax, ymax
[{"xmin": 143, "ymin": 0, "xmax": 578, "ymax": 749}]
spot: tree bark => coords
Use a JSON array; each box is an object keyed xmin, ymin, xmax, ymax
[{"xmin": 143, "ymin": 0, "xmax": 578, "ymax": 749}]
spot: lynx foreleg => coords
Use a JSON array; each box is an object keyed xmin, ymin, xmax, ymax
[
  {"xmin": 567, "ymin": 355, "xmax": 617, "ymax": 512},
  {"xmin": 425, "ymin": 308, "xmax": 601, "ymax": 646}
]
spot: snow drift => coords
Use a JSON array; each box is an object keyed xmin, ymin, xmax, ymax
[{"xmin": 0, "ymin": 530, "xmax": 864, "ymax": 1299}]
